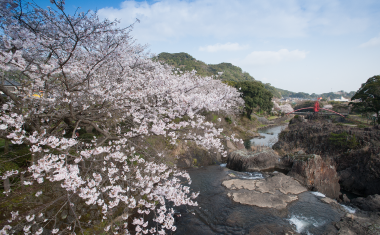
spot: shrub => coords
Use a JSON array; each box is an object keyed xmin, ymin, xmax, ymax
[
  {"xmin": 244, "ymin": 139, "xmax": 251, "ymax": 149},
  {"xmin": 225, "ymin": 117, "xmax": 232, "ymax": 124},
  {"xmin": 329, "ymin": 132, "xmax": 359, "ymax": 150},
  {"xmin": 212, "ymin": 115, "xmax": 218, "ymax": 123}
]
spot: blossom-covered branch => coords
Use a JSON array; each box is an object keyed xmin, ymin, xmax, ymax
[{"xmin": 0, "ymin": 0, "xmax": 243, "ymax": 234}]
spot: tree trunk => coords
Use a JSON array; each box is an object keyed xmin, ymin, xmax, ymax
[
  {"xmin": 20, "ymin": 173, "xmax": 25, "ymax": 189},
  {"xmin": 4, "ymin": 178, "xmax": 10, "ymax": 191},
  {"xmin": 4, "ymin": 139, "xmax": 9, "ymax": 154}
]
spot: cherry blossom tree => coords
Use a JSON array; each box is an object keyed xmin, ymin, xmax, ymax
[
  {"xmin": 0, "ymin": 0, "xmax": 244, "ymax": 234},
  {"xmin": 273, "ymin": 102, "xmax": 293, "ymax": 114}
]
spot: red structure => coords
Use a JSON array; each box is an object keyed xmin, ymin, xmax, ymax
[
  {"xmin": 286, "ymin": 97, "xmax": 346, "ymax": 118},
  {"xmin": 313, "ymin": 97, "xmax": 322, "ymax": 112}
]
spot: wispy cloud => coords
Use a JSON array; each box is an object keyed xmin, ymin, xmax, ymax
[
  {"xmin": 97, "ymin": 0, "xmax": 371, "ymax": 43},
  {"xmin": 199, "ymin": 43, "xmax": 248, "ymax": 52},
  {"xmin": 241, "ymin": 49, "xmax": 308, "ymax": 66},
  {"xmin": 360, "ymin": 33, "xmax": 380, "ymax": 48}
]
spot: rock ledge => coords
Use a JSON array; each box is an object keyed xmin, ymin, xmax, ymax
[{"xmin": 222, "ymin": 173, "xmax": 307, "ymax": 209}]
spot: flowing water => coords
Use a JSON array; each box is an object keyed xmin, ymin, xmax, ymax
[
  {"xmin": 174, "ymin": 125, "xmax": 345, "ymax": 235},
  {"xmin": 250, "ymin": 125, "xmax": 287, "ymax": 147}
]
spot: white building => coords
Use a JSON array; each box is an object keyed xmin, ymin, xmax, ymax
[{"xmin": 333, "ymin": 96, "xmax": 349, "ymax": 102}]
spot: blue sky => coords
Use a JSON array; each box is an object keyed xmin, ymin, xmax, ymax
[{"xmin": 34, "ymin": 0, "xmax": 380, "ymax": 94}]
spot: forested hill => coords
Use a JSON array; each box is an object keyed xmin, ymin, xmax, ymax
[
  {"xmin": 154, "ymin": 52, "xmax": 284, "ymax": 98},
  {"xmin": 154, "ymin": 52, "xmax": 355, "ymax": 99},
  {"xmin": 154, "ymin": 52, "xmax": 255, "ymax": 83}
]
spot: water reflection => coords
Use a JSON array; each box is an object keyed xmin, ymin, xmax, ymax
[{"xmin": 251, "ymin": 125, "xmax": 287, "ymax": 147}]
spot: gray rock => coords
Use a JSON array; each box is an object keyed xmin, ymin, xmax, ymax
[
  {"xmin": 343, "ymin": 194, "xmax": 350, "ymax": 203},
  {"xmin": 227, "ymin": 149, "xmax": 290, "ymax": 172},
  {"xmin": 246, "ymin": 130, "xmax": 261, "ymax": 138},
  {"xmin": 334, "ymin": 210, "xmax": 380, "ymax": 234},
  {"xmin": 297, "ymin": 150, "xmax": 305, "ymax": 155},
  {"xmin": 288, "ymin": 154, "xmax": 340, "ymax": 199},
  {"xmin": 351, "ymin": 194, "xmax": 380, "ymax": 212},
  {"xmin": 226, "ymin": 140, "xmax": 237, "ymax": 153},
  {"xmin": 222, "ymin": 173, "xmax": 307, "ymax": 209}
]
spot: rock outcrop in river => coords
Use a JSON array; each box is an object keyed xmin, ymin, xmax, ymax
[
  {"xmin": 273, "ymin": 117, "xmax": 380, "ymax": 196},
  {"xmin": 287, "ymin": 154, "xmax": 340, "ymax": 199},
  {"xmin": 226, "ymin": 148, "xmax": 292, "ymax": 172},
  {"xmin": 222, "ymin": 172, "xmax": 307, "ymax": 209},
  {"xmin": 350, "ymin": 194, "xmax": 380, "ymax": 212}
]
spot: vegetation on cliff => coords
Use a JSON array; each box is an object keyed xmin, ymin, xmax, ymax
[
  {"xmin": 350, "ymin": 75, "xmax": 380, "ymax": 124},
  {"xmin": 274, "ymin": 117, "xmax": 380, "ymax": 196}
]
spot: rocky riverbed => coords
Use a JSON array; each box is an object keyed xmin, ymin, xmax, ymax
[
  {"xmin": 222, "ymin": 121, "xmax": 380, "ymax": 234},
  {"xmin": 174, "ymin": 117, "xmax": 380, "ymax": 235},
  {"xmin": 273, "ymin": 116, "xmax": 380, "ymax": 196},
  {"xmin": 223, "ymin": 172, "xmax": 307, "ymax": 209},
  {"xmin": 270, "ymin": 117, "xmax": 380, "ymax": 234}
]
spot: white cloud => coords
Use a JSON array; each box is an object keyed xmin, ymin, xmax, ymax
[
  {"xmin": 97, "ymin": 0, "xmax": 371, "ymax": 43},
  {"xmin": 199, "ymin": 43, "xmax": 248, "ymax": 52},
  {"xmin": 360, "ymin": 33, "xmax": 380, "ymax": 48},
  {"xmin": 241, "ymin": 49, "xmax": 307, "ymax": 66}
]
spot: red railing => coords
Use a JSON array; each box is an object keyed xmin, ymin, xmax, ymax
[{"xmin": 286, "ymin": 107, "xmax": 346, "ymax": 118}]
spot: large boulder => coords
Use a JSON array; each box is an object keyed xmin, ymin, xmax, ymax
[
  {"xmin": 222, "ymin": 173, "xmax": 307, "ymax": 209},
  {"xmin": 176, "ymin": 144, "xmax": 220, "ymax": 168},
  {"xmin": 273, "ymin": 120, "xmax": 380, "ymax": 196},
  {"xmin": 245, "ymin": 130, "xmax": 262, "ymax": 138},
  {"xmin": 351, "ymin": 194, "xmax": 380, "ymax": 212},
  {"xmin": 333, "ymin": 210, "xmax": 380, "ymax": 234},
  {"xmin": 226, "ymin": 140, "xmax": 245, "ymax": 153},
  {"xmin": 288, "ymin": 154, "xmax": 340, "ymax": 199},
  {"xmin": 226, "ymin": 149, "xmax": 291, "ymax": 172}
]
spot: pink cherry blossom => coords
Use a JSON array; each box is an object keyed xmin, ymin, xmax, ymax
[{"xmin": 0, "ymin": 0, "xmax": 244, "ymax": 233}]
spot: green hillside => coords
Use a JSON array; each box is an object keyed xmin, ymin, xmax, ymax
[
  {"xmin": 154, "ymin": 52, "xmax": 256, "ymax": 83},
  {"xmin": 154, "ymin": 52, "xmax": 283, "ymax": 98},
  {"xmin": 154, "ymin": 52, "xmax": 355, "ymax": 99}
]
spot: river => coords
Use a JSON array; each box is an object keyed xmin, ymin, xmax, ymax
[
  {"xmin": 174, "ymin": 125, "xmax": 349, "ymax": 235},
  {"xmin": 250, "ymin": 125, "xmax": 287, "ymax": 147}
]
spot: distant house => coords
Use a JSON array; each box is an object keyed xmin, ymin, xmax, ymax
[
  {"xmin": 0, "ymin": 80, "xmax": 21, "ymax": 94},
  {"xmin": 333, "ymin": 96, "xmax": 349, "ymax": 102},
  {"xmin": 351, "ymin": 99, "xmax": 360, "ymax": 103}
]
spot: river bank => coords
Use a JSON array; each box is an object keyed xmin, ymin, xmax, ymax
[
  {"xmin": 172, "ymin": 112, "xmax": 291, "ymax": 169},
  {"xmin": 178, "ymin": 118, "xmax": 380, "ymax": 235},
  {"xmin": 270, "ymin": 116, "xmax": 380, "ymax": 234},
  {"xmin": 174, "ymin": 164, "xmax": 346, "ymax": 235},
  {"xmin": 273, "ymin": 116, "xmax": 380, "ymax": 196}
]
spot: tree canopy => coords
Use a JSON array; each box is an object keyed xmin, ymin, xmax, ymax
[
  {"xmin": 350, "ymin": 75, "xmax": 380, "ymax": 123},
  {"xmin": 0, "ymin": 1, "xmax": 244, "ymax": 234},
  {"xmin": 233, "ymin": 81, "xmax": 273, "ymax": 118}
]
